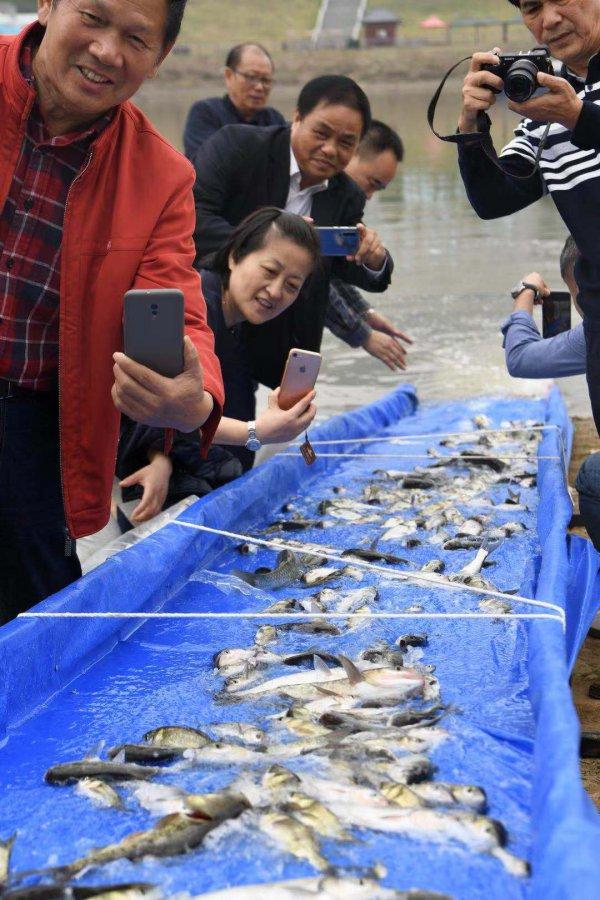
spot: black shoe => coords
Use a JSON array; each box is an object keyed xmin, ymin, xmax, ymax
[
  {"xmin": 589, "ymin": 681, "xmax": 600, "ymax": 700},
  {"xmin": 580, "ymin": 731, "xmax": 600, "ymax": 758},
  {"xmin": 589, "ymin": 627, "xmax": 600, "ymax": 640}
]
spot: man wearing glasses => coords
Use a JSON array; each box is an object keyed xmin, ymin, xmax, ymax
[{"xmin": 183, "ymin": 42, "xmax": 285, "ymax": 160}]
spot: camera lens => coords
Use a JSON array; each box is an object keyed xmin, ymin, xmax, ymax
[{"xmin": 504, "ymin": 59, "xmax": 539, "ymax": 103}]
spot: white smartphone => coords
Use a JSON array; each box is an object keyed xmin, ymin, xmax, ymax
[{"xmin": 278, "ymin": 348, "xmax": 322, "ymax": 411}]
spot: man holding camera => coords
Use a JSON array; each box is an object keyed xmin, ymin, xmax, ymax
[{"xmin": 457, "ymin": 0, "xmax": 600, "ymax": 434}]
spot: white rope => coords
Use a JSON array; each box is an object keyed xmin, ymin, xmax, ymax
[
  {"xmin": 281, "ymin": 452, "xmax": 560, "ymax": 461},
  {"xmin": 293, "ymin": 425, "xmax": 560, "ymax": 446},
  {"xmin": 18, "ymin": 611, "xmax": 563, "ymax": 625},
  {"xmin": 170, "ymin": 522, "xmax": 565, "ymax": 622}
]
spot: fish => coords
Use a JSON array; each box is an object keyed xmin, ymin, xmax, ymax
[
  {"xmin": 395, "ymin": 633, "xmax": 428, "ymax": 650},
  {"xmin": 255, "ymin": 625, "xmax": 278, "ymax": 645},
  {"xmin": 259, "ymin": 811, "xmax": 328, "ymax": 871},
  {"xmin": 0, "ymin": 833, "xmax": 16, "ymax": 886},
  {"xmin": 277, "ymin": 620, "xmax": 342, "ymax": 636},
  {"xmin": 411, "ymin": 782, "xmax": 487, "ymax": 813},
  {"xmin": 266, "ymin": 519, "xmax": 326, "ymax": 532},
  {"xmin": 234, "ymin": 551, "xmax": 326, "ymax": 590},
  {"xmin": 321, "ymin": 803, "xmax": 528, "ymax": 875},
  {"xmin": 332, "ymin": 587, "xmax": 379, "ymax": 614},
  {"xmin": 360, "ymin": 641, "xmax": 404, "ymax": 667},
  {"xmin": 44, "ymin": 796, "xmax": 250, "ymax": 878},
  {"xmin": 442, "ymin": 537, "xmax": 483, "ymax": 551},
  {"xmin": 190, "ymin": 876, "xmax": 450, "ymax": 899},
  {"xmin": 455, "ymin": 546, "xmax": 494, "ymax": 579},
  {"xmin": 456, "ymin": 518, "xmax": 484, "ymax": 537},
  {"xmin": 401, "ymin": 475, "xmax": 437, "ymax": 490},
  {"xmin": 143, "ymin": 726, "xmax": 213, "ymax": 749},
  {"xmin": 75, "ymin": 778, "xmax": 125, "ymax": 809},
  {"xmin": 380, "ymin": 782, "xmax": 428, "ymax": 808},
  {"xmin": 107, "ymin": 744, "xmax": 187, "ymax": 764},
  {"xmin": 341, "ymin": 549, "xmax": 408, "ymax": 565},
  {"xmin": 421, "ymin": 560, "xmax": 445, "ymax": 573},
  {"xmin": 263, "ymin": 764, "xmax": 302, "ymax": 792},
  {"xmin": 301, "ymin": 567, "xmax": 341, "ymax": 587},
  {"xmin": 282, "ymin": 792, "xmax": 351, "ymax": 840},
  {"xmin": 210, "ymin": 722, "xmax": 267, "ymax": 746},
  {"xmin": 45, "ymin": 761, "xmax": 159, "ymax": 784},
  {"xmin": 2, "ymin": 885, "xmax": 159, "ymax": 899},
  {"xmin": 366, "ymin": 754, "xmax": 435, "ymax": 785}
]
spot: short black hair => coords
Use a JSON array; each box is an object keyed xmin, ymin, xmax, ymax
[
  {"xmin": 506, "ymin": 0, "xmax": 520, "ymax": 6},
  {"xmin": 51, "ymin": 0, "xmax": 188, "ymax": 49},
  {"xmin": 225, "ymin": 43, "xmax": 274, "ymax": 71},
  {"xmin": 204, "ymin": 208, "xmax": 321, "ymax": 290},
  {"xmin": 560, "ymin": 235, "xmax": 580, "ymax": 281},
  {"xmin": 357, "ymin": 119, "xmax": 404, "ymax": 162},
  {"xmin": 297, "ymin": 76, "xmax": 371, "ymax": 138}
]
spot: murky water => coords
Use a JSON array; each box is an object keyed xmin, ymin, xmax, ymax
[{"xmin": 136, "ymin": 80, "xmax": 589, "ymax": 420}]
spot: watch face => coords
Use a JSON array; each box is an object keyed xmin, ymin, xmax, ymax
[
  {"xmin": 511, "ymin": 281, "xmax": 525, "ymax": 299},
  {"xmin": 246, "ymin": 437, "xmax": 261, "ymax": 452}
]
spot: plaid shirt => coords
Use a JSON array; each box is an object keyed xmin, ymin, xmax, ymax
[
  {"xmin": 0, "ymin": 40, "xmax": 112, "ymax": 390},
  {"xmin": 324, "ymin": 278, "xmax": 372, "ymax": 348}
]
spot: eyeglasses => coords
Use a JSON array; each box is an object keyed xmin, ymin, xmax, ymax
[{"xmin": 233, "ymin": 70, "xmax": 274, "ymax": 89}]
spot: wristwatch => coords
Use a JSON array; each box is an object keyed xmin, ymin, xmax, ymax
[
  {"xmin": 511, "ymin": 280, "xmax": 541, "ymax": 302},
  {"xmin": 245, "ymin": 420, "xmax": 262, "ymax": 452}
]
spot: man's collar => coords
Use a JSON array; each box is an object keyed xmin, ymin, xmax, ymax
[{"xmin": 289, "ymin": 146, "xmax": 328, "ymax": 192}]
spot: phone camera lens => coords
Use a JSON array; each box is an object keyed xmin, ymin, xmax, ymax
[
  {"xmin": 150, "ymin": 303, "xmax": 159, "ymax": 315},
  {"xmin": 300, "ymin": 366, "xmax": 306, "ymax": 373}
]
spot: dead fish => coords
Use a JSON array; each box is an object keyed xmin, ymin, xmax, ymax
[
  {"xmin": 266, "ymin": 519, "xmax": 326, "ymax": 532},
  {"xmin": 264, "ymin": 599, "xmax": 298, "ymax": 614},
  {"xmin": 45, "ymin": 761, "xmax": 158, "ymax": 785},
  {"xmin": 301, "ymin": 567, "xmax": 341, "ymax": 587},
  {"xmin": 263, "ymin": 764, "xmax": 302, "ymax": 792},
  {"xmin": 45, "ymin": 797, "xmax": 250, "ymax": 879},
  {"xmin": 360, "ymin": 641, "xmax": 404, "ymax": 667},
  {"xmin": 234, "ymin": 551, "xmax": 327, "ymax": 590},
  {"xmin": 420, "ymin": 560, "xmax": 445, "ymax": 573},
  {"xmin": 457, "ymin": 519, "xmax": 484, "ymax": 538},
  {"xmin": 143, "ymin": 726, "xmax": 212, "ymax": 749},
  {"xmin": 402, "ymin": 475, "xmax": 436, "ymax": 490},
  {"xmin": 277, "ymin": 620, "xmax": 342, "ymax": 636},
  {"xmin": 2, "ymin": 885, "xmax": 158, "ymax": 899},
  {"xmin": 259, "ymin": 811, "xmax": 328, "ymax": 871},
  {"xmin": 75, "ymin": 778, "xmax": 125, "ymax": 810},
  {"xmin": 255, "ymin": 625, "xmax": 278, "ymax": 645},
  {"xmin": 282, "ymin": 792, "xmax": 351, "ymax": 840},
  {"xmin": 341, "ymin": 549, "xmax": 408, "ymax": 565},
  {"xmin": 190, "ymin": 876, "xmax": 449, "ymax": 899},
  {"xmin": 395, "ymin": 634, "xmax": 428, "ymax": 650},
  {"xmin": 107, "ymin": 744, "xmax": 188, "ymax": 764},
  {"xmin": 368, "ymin": 754, "xmax": 435, "ymax": 785},
  {"xmin": 443, "ymin": 537, "xmax": 483, "ymax": 551},
  {"xmin": 412, "ymin": 782, "xmax": 487, "ymax": 813},
  {"xmin": 0, "ymin": 833, "xmax": 16, "ymax": 886}
]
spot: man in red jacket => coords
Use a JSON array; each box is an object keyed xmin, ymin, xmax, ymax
[{"xmin": 0, "ymin": 0, "xmax": 224, "ymax": 622}]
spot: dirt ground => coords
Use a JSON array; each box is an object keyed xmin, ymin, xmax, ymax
[{"xmin": 568, "ymin": 418, "xmax": 600, "ymax": 809}]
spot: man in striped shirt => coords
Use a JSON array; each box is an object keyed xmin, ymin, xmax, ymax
[{"xmin": 456, "ymin": 0, "xmax": 600, "ymax": 433}]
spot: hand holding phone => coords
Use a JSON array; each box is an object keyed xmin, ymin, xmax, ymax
[{"xmin": 278, "ymin": 348, "xmax": 322, "ymax": 411}]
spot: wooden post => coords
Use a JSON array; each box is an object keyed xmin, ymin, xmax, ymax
[{"xmin": 502, "ymin": 21, "xmax": 509, "ymax": 43}]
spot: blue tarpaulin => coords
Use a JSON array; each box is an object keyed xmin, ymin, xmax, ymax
[{"xmin": 0, "ymin": 384, "xmax": 599, "ymax": 899}]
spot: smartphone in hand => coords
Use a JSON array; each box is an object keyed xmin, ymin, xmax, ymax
[
  {"xmin": 278, "ymin": 348, "xmax": 322, "ymax": 411},
  {"xmin": 317, "ymin": 227, "xmax": 360, "ymax": 256},
  {"xmin": 542, "ymin": 291, "xmax": 571, "ymax": 339},
  {"xmin": 123, "ymin": 289, "xmax": 184, "ymax": 378}
]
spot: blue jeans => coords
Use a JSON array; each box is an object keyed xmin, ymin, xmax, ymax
[
  {"xmin": 0, "ymin": 389, "xmax": 81, "ymax": 624},
  {"xmin": 575, "ymin": 451, "xmax": 600, "ymax": 552}
]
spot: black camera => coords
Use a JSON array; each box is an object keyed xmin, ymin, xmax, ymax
[{"xmin": 482, "ymin": 47, "xmax": 553, "ymax": 103}]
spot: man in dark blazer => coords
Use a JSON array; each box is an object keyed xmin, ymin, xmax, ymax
[
  {"xmin": 183, "ymin": 42, "xmax": 285, "ymax": 160},
  {"xmin": 193, "ymin": 75, "xmax": 394, "ymax": 393}
]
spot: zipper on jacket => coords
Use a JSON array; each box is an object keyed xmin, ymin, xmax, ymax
[{"xmin": 59, "ymin": 147, "xmax": 94, "ymax": 547}]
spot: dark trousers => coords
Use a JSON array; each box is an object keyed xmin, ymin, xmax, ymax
[
  {"xmin": 584, "ymin": 318, "xmax": 600, "ymax": 436},
  {"xmin": 0, "ymin": 389, "xmax": 81, "ymax": 624},
  {"xmin": 575, "ymin": 451, "xmax": 600, "ymax": 552}
]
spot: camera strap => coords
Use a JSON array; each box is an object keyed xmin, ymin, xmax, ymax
[{"xmin": 427, "ymin": 56, "xmax": 551, "ymax": 182}]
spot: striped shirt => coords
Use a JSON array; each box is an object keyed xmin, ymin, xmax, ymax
[
  {"xmin": 0, "ymin": 39, "xmax": 111, "ymax": 389},
  {"xmin": 458, "ymin": 52, "xmax": 600, "ymax": 320}
]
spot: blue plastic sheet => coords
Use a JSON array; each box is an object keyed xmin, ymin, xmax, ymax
[{"xmin": 0, "ymin": 384, "xmax": 599, "ymax": 899}]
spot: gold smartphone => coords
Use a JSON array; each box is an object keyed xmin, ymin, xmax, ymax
[{"xmin": 278, "ymin": 348, "xmax": 322, "ymax": 411}]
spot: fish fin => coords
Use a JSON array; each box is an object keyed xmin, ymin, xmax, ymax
[
  {"xmin": 315, "ymin": 685, "xmax": 341, "ymax": 697},
  {"xmin": 83, "ymin": 739, "xmax": 105, "ymax": 760},
  {"xmin": 313, "ymin": 655, "xmax": 334, "ymax": 677},
  {"xmin": 337, "ymin": 655, "xmax": 364, "ymax": 685}
]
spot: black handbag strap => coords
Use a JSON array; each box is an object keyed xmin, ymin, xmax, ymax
[{"xmin": 427, "ymin": 56, "xmax": 551, "ymax": 181}]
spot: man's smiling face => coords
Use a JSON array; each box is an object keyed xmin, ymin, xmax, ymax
[
  {"xmin": 519, "ymin": 0, "xmax": 600, "ymax": 75},
  {"xmin": 35, "ymin": 0, "xmax": 170, "ymax": 131}
]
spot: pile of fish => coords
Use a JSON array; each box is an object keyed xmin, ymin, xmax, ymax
[{"xmin": 2, "ymin": 417, "xmax": 540, "ymax": 897}]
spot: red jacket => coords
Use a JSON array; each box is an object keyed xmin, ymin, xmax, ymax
[{"xmin": 0, "ymin": 26, "xmax": 224, "ymax": 539}]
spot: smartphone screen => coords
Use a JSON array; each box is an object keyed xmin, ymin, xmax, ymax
[{"xmin": 542, "ymin": 291, "xmax": 571, "ymax": 339}]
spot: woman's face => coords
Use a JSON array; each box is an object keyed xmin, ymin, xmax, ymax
[{"xmin": 227, "ymin": 232, "xmax": 314, "ymax": 325}]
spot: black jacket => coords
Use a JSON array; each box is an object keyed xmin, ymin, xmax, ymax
[
  {"xmin": 193, "ymin": 124, "xmax": 393, "ymax": 387},
  {"xmin": 183, "ymin": 95, "xmax": 286, "ymax": 160}
]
